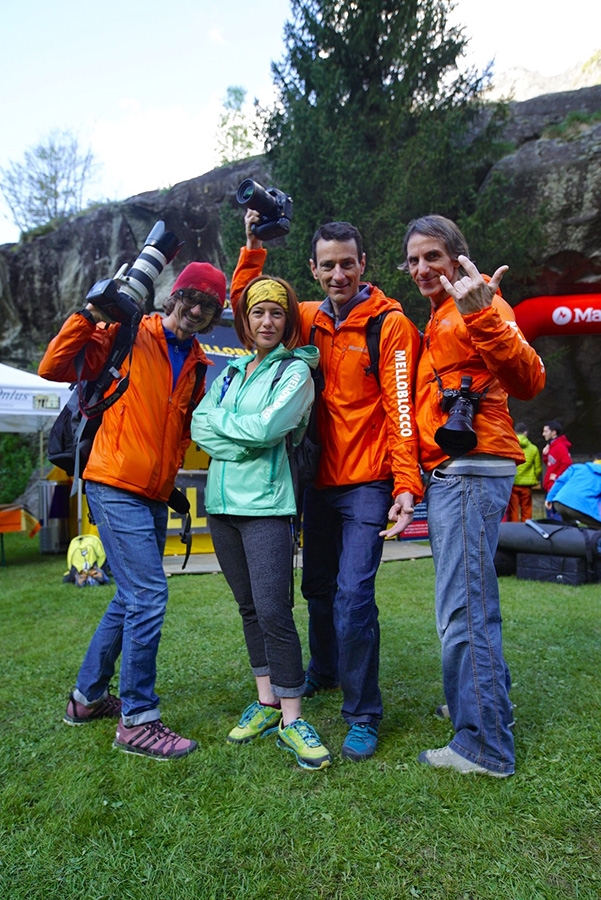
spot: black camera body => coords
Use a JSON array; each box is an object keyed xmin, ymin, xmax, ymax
[
  {"xmin": 435, "ymin": 375, "xmax": 484, "ymax": 457},
  {"xmin": 86, "ymin": 221, "xmax": 182, "ymax": 324},
  {"xmin": 236, "ymin": 178, "xmax": 293, "ymax": 241}
]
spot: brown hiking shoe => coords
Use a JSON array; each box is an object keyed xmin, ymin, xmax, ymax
[
  {"xmin": 63, "ymin": 692, "xmax": 122, "ymax": 725},
  {"xmin": 113, "ymin": 718, "xmax": 198, "ymax": 760}
]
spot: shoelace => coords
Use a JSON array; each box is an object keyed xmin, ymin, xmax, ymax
[
  {"xmin": 127, "ymin": 721, "xmax": 183, "ymax": 752},
  {"xmin": 238, "ymin": 701, "xmax": 266, "ymax": 725},
  {"xmin": 94, "ymin": 694, "xmax": 121, "ymax": 715},
  {"xmin": 286, "ymin": 719, "xmax": 321, "ymax": 747},
  {"xmin": 427, "ymin": 746, "xmax": 453, "ymax": 759}
]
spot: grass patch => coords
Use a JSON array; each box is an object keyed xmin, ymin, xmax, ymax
[{"xmin": 1, "ymin": 532, "xmax": 600, "ymax": 899}]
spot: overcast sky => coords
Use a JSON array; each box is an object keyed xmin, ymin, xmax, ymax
[{"xmin": 0, "ymin": 0, "xmax": 598, "ymax": 243}]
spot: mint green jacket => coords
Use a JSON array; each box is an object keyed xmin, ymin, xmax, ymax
[{"xmin": 191, "ymin": 344, "xmax": 319, "ymax": 516}]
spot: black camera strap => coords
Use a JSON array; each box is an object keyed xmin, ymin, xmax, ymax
[{"xmin": 71, "ymin": 315, "xmax": 141, "ymax": 488}]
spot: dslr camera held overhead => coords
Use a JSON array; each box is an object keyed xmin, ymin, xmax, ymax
[{"xmin": 236, "ymin": 179, "xmax": 293, "ymax": 241}]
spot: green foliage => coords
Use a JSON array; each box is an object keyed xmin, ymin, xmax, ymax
[
  {"xmin": 0, "ymin": 434, "xmax": 37, "ymax": 503},
  {"xmin": 254, "ymin": 0, "xmax": 545, "ymax": 314},
  {"xmin": 215, "ymin": 87, "xmax": 260, "ymax": 166},
  {"xmin": 1, "ymin": 538, "xmax": 601, "ymax": 899},
  {"xmin": 0, "ymin": 129, "xmax": 99, "ymax": 235},
  {"xmin": 543, "ymin": 108, "xmax": 601, "ymax": 140},
  {"xmin": 219, "ymin": 201, "xmax": 247, "ymax": 284},
  {"xmin": 260, "ymin": 0, "xmax": 486, "ymax": 294},
  {"xmin": 458, "ymin": 171, "xmax": 547, "ymax": 306}
]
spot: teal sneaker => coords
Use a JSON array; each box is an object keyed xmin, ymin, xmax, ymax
[
  {"xmin": 276, "ymin": 718, "xmax": 332, "ymax": 770},
  {"xmin": 341, "ymin": 723, "xmax": 378, "ymax": 761},
  {"xmin": 227, "ymin": 701, "xmax": 282, "ymax": 744}
]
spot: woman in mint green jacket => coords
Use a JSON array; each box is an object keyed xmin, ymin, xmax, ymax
[{"xmin": 191, "ymin": 275, "xmax": 330, "ymax": 771}]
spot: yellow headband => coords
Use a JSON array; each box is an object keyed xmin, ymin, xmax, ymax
[{"xmin": 246, "ymin": 280, "xmax": 289, "ymax": 312}]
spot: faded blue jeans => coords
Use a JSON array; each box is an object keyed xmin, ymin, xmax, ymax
[
  {"xmin": 427, "ymin": 469, "xmax": 515, "ymax": 776},
  {"xmin": 74, "ymin": 481, "xmax": 169, "ymax": 726},
  {"xmin": 301, "ymin": 481, "xmax": 392, "ymax": 727}
]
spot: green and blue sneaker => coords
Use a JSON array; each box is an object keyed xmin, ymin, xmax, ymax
[
  {"xmin": 227, "ymin": 701, "xmax": 282, "ymax": 744},
  {"xmin": 341, "ymin": 722, "xmax": 378, "ymax": 761},
  {"xmin": 276, "ymin": 718, "xmax": 331, "ymax": 770}
]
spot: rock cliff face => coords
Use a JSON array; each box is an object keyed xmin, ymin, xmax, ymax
[
  {"xmin": 1, "ymin": 87, "xmax": 601, "ymax": 453},
  {"xmin": 0, "ymin": 157, "xmax": 271, "ymax": 370}
]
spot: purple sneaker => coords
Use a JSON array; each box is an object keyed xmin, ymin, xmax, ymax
[
  {"xmin": 63, "ymin": 692, "xmax": 122, "ymax": 725},
  {"xmin": 113, "ymin": 719, "xmax": 198, "ymax": 760}
]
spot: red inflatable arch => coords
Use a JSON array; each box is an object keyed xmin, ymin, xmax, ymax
[{"xmin": 514, "ymin": 294, "xmax": 601, "ymax": 342}]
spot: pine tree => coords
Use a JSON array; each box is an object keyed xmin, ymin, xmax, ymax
[{"xmin": 260, "ymin": 0, "xmax": 508, "ymax": 317}]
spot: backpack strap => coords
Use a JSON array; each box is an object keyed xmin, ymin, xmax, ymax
[
  {"xmin": 71, "ymin": 315, "xmax": 141, "ymax": 488},
  {"xmin": 79, "ymin": 313, "xmax": 141, "ymax": 419},
  {"xmin": 167, "ymin": 359, "xmax": 208, "ymax": 571},
  {"xmin": 190, "ymin": 360, "xmax": 207, "ymax": 407},
  {"xmin": 363, "ymin": 308, "xmax": 404, "ymax": 387},
  {"xmin": 217, "ymin": 365, "xmax": 239, "ymax": 405}
]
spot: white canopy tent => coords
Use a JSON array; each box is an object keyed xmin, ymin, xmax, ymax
[
  {"xmin": 0, "ymin": 362, "xmax": 71, "ymax": 434},
  {"xmin": 0, "ymin": 360, "xmax": 72, "ymax": 502}
]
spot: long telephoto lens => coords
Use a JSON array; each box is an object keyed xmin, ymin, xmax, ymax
[{"xmin": 120, "ymin": 222, "xmax": 181, "ymax": 305}]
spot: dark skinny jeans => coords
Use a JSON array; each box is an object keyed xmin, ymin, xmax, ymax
[{"xmin": 208, "ymin": 513, "xmax": 305, "ymax": 698}]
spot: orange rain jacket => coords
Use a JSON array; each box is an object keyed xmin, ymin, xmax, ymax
[
  {"xmin": 231, "ymin": 247, "xmax": 423, "ymax": 502},
  {"xmin": 39, "ymin": 312, "xmax": 208, "ymax": 502},
  {"xmin": 415, "ymin": 292, "xmax": 546, "ymax": 472}
]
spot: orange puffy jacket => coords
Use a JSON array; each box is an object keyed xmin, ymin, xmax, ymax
[
  {"xmin": 231, "ymin": 247, "xmax": 423, "ymax": 501},
  {"xmin": 415, "ymin": 293, "xmax": 546, "ymax": 472},
  {"xmin": 39, "ymin": 312, "xmax": 208, "ymax": 501}
]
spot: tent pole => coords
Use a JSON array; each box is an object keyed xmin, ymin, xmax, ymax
[{"xmin": 39, "ymin": 429, "xmax": 44, "ymax": 478}]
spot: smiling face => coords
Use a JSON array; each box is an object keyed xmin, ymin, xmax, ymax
[
  {"xmin": 310, "ymin": 238, "xmax": 366, "ymax": 311},
  {"xmin": 406, "ymin": 234, "xmax": 461, "ymax": 309},
  {"xmin": 163, "ymin": 291, "xmax": 220, "ymax": 340},
  {"xmin": 248, "ymin": 301, "xmax": 287, "ymax": 358}
]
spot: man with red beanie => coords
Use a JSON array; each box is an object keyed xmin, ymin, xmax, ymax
[{"xmin": 39, "ymin": 260, "xmax": 225, "ymax": 759}]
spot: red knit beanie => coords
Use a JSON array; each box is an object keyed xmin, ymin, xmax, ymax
[{"xmin": 172, "ymin": 262, "xmax": 226, "ymax": 307}]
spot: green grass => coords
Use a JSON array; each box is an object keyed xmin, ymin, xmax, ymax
[{"xmin": 1, "ymin": 532, "xmax": 600, "ymax": 900}]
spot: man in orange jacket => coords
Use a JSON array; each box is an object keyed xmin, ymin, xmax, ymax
[
  {"xmin": 403, "ymin": 215, "xmax": 546, "ymax": 777},
  {"xmin": 39, "ymin": 261, "xmax": 225, "ymax": 759},
  {"xmin": 231, "ymin": 210, "xmax": 422, "ymax": 761}
]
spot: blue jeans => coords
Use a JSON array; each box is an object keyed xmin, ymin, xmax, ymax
[
  {"xmin": 427, "ymin": 470, "xmax": 515, "ymax": 775},
  {"xmin": 301, "ymin": 481, "xmax": 392, "ymax": 727},
  {"xmin": 74, "ymin": 481, "xmax": 169, "ymax": 726}
]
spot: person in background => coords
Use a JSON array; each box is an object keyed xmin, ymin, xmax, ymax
[
  {"xmin": 542, "ymin": 420, "xmax": 572, "ymax": 494},
  {"xmin": 403, "ymin": 214, "xmax": 545, "ymax": 777},
  {"xmin": 545, "ymin": 456, "xmax": 601, "ymax": 527},
  {"xmin": 506, "ymin": 423, "xmax": 542, "ymax": 521},
  {"xmin": 229, "ymin": 209, "xmax": 422, "ymax": 763},
  {"xmin": 39, "ymin": 262, "xmax": 225, "ymax": 759},
  {"xmin": 191, "ymin": 274, "xmax": 331, "ymax": 771}
]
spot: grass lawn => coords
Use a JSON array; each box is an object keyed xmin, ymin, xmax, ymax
[{"xmin": 1, "ymin": 532, "xmax": 600, "ymax": 900}]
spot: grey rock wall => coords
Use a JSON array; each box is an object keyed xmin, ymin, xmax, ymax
[{"xmin": 2, "ymin": 88, "xmax": 601, "ymax": 453}]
